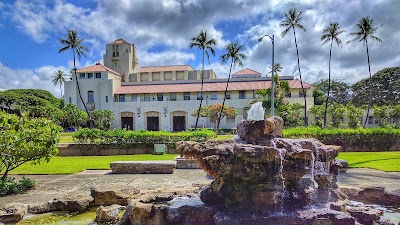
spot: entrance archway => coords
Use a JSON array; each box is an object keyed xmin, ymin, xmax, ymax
[
  {"xmin": 171, "ymin": 111, "xmax": 188, "ymax": 131},
  {"xmin": 120, "ymin": 111, "xmax": 134, "ymax": 130},
  {"xmin": 145, "ymin": 111, "xmax": 160, "ymax": 131}
]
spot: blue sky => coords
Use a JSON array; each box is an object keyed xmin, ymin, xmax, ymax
[{"xmin": 0, "ymin": 0, "xmax": 399, "ymax": 97}]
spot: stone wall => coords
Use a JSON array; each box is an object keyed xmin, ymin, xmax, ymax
[{"xmin": 57, "ymin": 143, "xmax": 178, "ymax": 156}]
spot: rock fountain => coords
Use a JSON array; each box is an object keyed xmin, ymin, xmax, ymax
[{"xmin": 119, "ymin": 103, "xmax": 390, "ymax": 225}]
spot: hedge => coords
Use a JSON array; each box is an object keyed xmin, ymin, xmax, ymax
[{"xmin": 283, "ymin": 127, "xmax": 400, "ymax": 151}]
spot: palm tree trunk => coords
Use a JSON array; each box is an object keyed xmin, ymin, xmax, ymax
[
  {"xmin": 195, "ymin": 48, "xmax": 205, "ymax": 130},
  {"xmin": 323, "ymin": 41, "xmax": 333, "ymax": 128},
  {"xmin": 293, "ymin": 28, "xmax": 307, "ymax": 126},
  {"xmin": 363, "ymin": 39, "xmax": 373, "ymax": 128},
  {"xmin": 73, "ymin": 51, "xmax": 89, "ymax": 117},
  {"xmin": 60, "ymin": 83, "xmax": 63, "ymax": 99},
  {"xmin": 217, "ymin": 58, "xmax": 234, "ymax": 133}
]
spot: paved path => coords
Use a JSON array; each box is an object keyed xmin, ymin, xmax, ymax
[{"xmin": 1, "ymin": 168, "xmax": 399, "ymax": 208}]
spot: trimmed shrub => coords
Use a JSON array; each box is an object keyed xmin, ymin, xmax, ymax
[{"xmin": 0, "ymin": 176, "xmax": 36, "ymax": 196}]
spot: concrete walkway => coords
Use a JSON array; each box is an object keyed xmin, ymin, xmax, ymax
[{"xmin": 1, "ymin": 168, "xmax": 399, "ymax": 208}]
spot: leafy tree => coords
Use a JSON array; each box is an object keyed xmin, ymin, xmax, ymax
[
  {"xmin": 373, "ymin": 105, "xmax": 392, "ymax": 127},
  {"xmin": 348, "ymin": 16, "xmax": 382, "ymax": 128},
  {"xmin": 217, "ymin": 42, "xmax": 246, "ymax": 131},
  {"xmin": 59, "ymin": 29, "xmax": 90, "ymax": 117},
  {"xmin": 280, "ymin": 8, "xmax": 307, "ymax": 125},
  {"xmin": 345, "ymin": 105, "xmax": 364, "ymax": 129},
  {"xmin": 309, "ymin": 105, "xmax": 324, "ymax": 127},
  {"xmin": 0, "ymin": 92, "xmax": 16, "ymax": 113},
  {"xmin": 55, "ymin": 104, "xmax": 88, "ymax": 128},
  {"xmin": 189, "ymin": 30, "xmax": 216, "ymax": 130},
  {"xmin": 313, "ymin": 79, "xmax": 352, "ymax": 105},
  {"xmin": 391, "ymin": 105, "xmax": 400, "ymax": 125},
  {"xmin": 280, "ymin": 103, "xmax": 303, "ymax": 127},
  {"xmin": 192, "ymin": 104, "xmax": 238, "ymax": 132},
  {"xmin": 52, "ymin": 70, "xmax": 68, "ymax": 98},
  {"xmin": 268, "ymin": 63, "xmax": 283, "ymax": 76},
  {"xmin": 327, "ymin": 103, "xmax": 345, "ymax": 128},
  {"xmin": 89, "ymin": 110, "xmax": 115, "ymax": 130},
  {"xmin": 0, "ymin": 111, "xmax": 61, "ymax": 180},
  {"xmin": 352, "ymin": 67, "xmax": 400, "ymax": 106},
  {"xmin": 321, "ymin": 22, "xmax": 345, "ymax": 128}
]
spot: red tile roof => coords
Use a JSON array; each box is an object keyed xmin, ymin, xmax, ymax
[
  {"xmin": 108, "ymin": 38, "xmax": 130, "ymax": 45},
  {"xmin": 76, "ymin": 63, "xmax": 121, "ymax": 76},
  {"xmin": 115, "ymin": 79, "xmax": 313, "ymax": 94},
  {"xmin": 232, "ymin": 68, "xmax": 261, "ymax": 76},
  {"xmin": 138, "ymin": 65, "xmax": 194, "ymax": 73}
]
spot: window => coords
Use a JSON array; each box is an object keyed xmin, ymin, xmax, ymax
[
  {"xmin": 106, "ymin": 96, "xmax": 108, "ymax": 102},
  {"xmin": 144, "ymin": 93, "xmax": 151, "ymax": 101},
  {"xmin": 87, "ymin": 73, "xmax": 94, "ymax": 79},
  {"xmin": 368, "ymin": 116, "xmax": 374, "ymax": 124},
  {"xmin": 253, "ymin": 90, "xmax": 257, "ymax": 99},
  {"xmin": 285, "ymin": 92, "xmax": 292, "ymax": 98},
  {"xmin": 184, "ymin": 92, "xmax": 190, "ymax": 100},
  {"xmin": 210, "ymin": 92, "xmax": 217, "ymax": 100},
  {"xmin": 299, "ymin": 91, "xmax": 306, "ymax": 97},
  {"xmin": 95, "ymin": 73, "xmax": 101, "ymax": 78},
  {"xmin": 197, "ymin": 92, "xmax": 204, "ymax": 100},
  {"xmin": 225, "ymin": 91, "xmax": 231, "ymax": 99},
  {"xmin": 170, "ymin": 93, "xmax": 177, "ymax": 101},
  {"xmin": 131, "ymin": 94, "xmax": 137, "ymax": 102},
  {"xmin": 239, "ymin": 91, "xmax": 246, "ymax": 99},
  {"xmin": 79, "ymin": 73, "xmax": 85, "ymax": 79},
  {"xmin": 119, "ymin": 94, "xmax": 125, "ymax": 102},
  {"xmin": 226, "ymin": 117, "xmax": 235, "ymax": 125},
  {"xmin": 88, "ymin": 91, "xmax": 94, "ymax": 103},
  {"xmin": 157, "ymin": 93, "xmax": 163, "ymax": 101},
  {"xmin": 69, "ymin": 97, "xmax": 72, "ymax": 104}
]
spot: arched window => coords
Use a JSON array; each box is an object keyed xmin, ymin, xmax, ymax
[{"xmin": 88, "ymin": 91, "xmax": 94, "ymax": 103}]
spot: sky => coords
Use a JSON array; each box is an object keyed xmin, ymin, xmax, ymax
[{"xmin": 0, "ymin": 0, "xmax": 399, "ymax": 97}]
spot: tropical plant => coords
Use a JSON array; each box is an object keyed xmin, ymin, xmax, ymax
[
  {"xmin": 217, "ymin": 42, "xmax": 246, "ymax": 132},
  {"xmin": 89, "ymin": 109, "xmax": 115, "ymax": 130},
  {"xmin": 189, "ymin": 30, "xmax": 216, "ymax": 130},
  {"xmin": 192, "ymin": 104, "xmax": 238, "ymax": 132},
  {"xmin": 280, "ymin": 8, "xmax": 307, "ymax": 125},
  {"xmin": 280, "ymin": 103, "xmax": 303, "ymax": 127},
  {"xmin": 55, "ymin": 104, "xmax": 88, "ymax": 128},
  {"xmin": 345, "ymin": 104, "xmax": 364, "ymax": 129},
  {"xmin": 309, "ymin": 105, "xmax": 324, "ymax": 127},
  {"xmin": 373, "ymin": 105, "xmax": 392, "ymax": 127},
  {"xmin": 59, "ymin": 29, "xmax": 90, "ymax": 117},
  {"xmin": 327, "ymin": 103, "xmax": 346, "ymax": 128},
  {"xmin": 268, "ymin": 63, "xmax": 283, "ymax": 76},
  {"xmin": 347, "ymin": 16, "xmax": 382, "ymax": 128},
  {"xmin": 313, "ymin": 78, "xmax": 352, "ymax": 106},
  {"xmin": 52, "ymin": 70, "xmax": 68, "ymax": 98},
  {"xmin": 321, "ymin": 22, "xmax": 345, "ymax": 128}
]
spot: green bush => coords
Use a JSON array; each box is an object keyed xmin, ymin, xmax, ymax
[
  {"xmin": 283, "ymin": 127, "xmax": 400, "ymax": 151},
  {"xmin": 0, "ymin": 176, "xmax": 36, "ymax": 196}
]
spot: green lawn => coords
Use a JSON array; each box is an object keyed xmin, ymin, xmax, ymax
[
  {"xmin": 213, "ymin": 134, "xmax": 234, "ymax": 140},
  {"xmin": 338, "ymin": 151, "xmax": 400, "ymax": 172},
  {"xmin": 8, "ymin": 154, "xmax": 178, "ymax": 175},
  {"xmin": 60, "ymin": 132, "xmax": 74, "ymax": 143}
]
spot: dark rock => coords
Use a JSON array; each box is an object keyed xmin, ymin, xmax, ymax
[
  {"xmin": 382, "ymin": 189, "xmax": 400, "ymax": 204},
  {"xmin": 298, "ymin": 208, "xmax": 355, "ymax": 225},
  {"xmin": 340, "ymin": 186, "xmax": 360, "ymax": 199},
  {"xmin": 27, "ymin": 202, "xmax": 55, "ymax": 214},
  {"xmin": 51, "ymin": 195, "xmax": 93, "ymax": 212},
  {"xmin": 139, "ymin": 192, "xmax": 175, "ymax": 203},
  {"xmin": 91, "ymin": 186, "xmax": 140, "ymax": 206},
  {"xmin": 336, "ymin": 159, "xmax": 348, "ymax": 173},
  {"xmin": 95, "ymin": 204, "xmax": 125, "ymax": 223},
  {"xmin": 0, "ymin": 203, "xmax": 28, "ymax": 224},
  {"xmin": 358, "ymin": 186, "xmax": 385, "ymax": 200},
  {"xmin": 110, "ymin": 161, "xmax": 176, "ymax": 174},
  {"xmin": 346, "ymin": 205, "xmax": 382, "ymax": 225}
]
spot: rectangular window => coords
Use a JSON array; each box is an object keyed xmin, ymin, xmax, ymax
[
  {"xmin": 170, "ymin": 93, "xmax": 177, "ymax": 101},
  {"xmin": 225, "ymin": 91, "xmax": 231, "ymax": 99},
  {"xmin": 299, "ymin": 91, "xmax": 306, "ymax": 97},
  {"xmin": 88, "ymin": 91, "xmax": 94, "ymax": 103},
  {"xmin": 119, "ymin": 94, "xmax": 125, "ymax": 102},
  {"xmin": 87, "ymin": 73, "xmax": 94, "ymax": 79},
  {"xmin": 197, "ymin": 92, "xmax": 204, "ymax": 100},
  {"xmin": 144, "ymin": 93, "xmax": 151, "ymax": 101},
  {"xmin": 239, "ymin": 91, "xmax": 246, "ymax": 99},
  {"xmin": 157, "ymin": 93, "xmax": 163, "ymax": 101},
  {"xmin": 106, "ymin": 96, "xmax": 108, "ymax": 102},
  {"xmin": 285, "ymin": 92, "xmax": 292, "ymax": 98},
  {"xmin": 95, "ymin": 73, "xmax": 101, "ymax": 78},
  {"xmin": 79, "ymin": 73, "xmax": 85, "ymax": 79},
  {"xmin": 210, "ymin": 91, "xmax": 217, "ymax": 100},
  {"xmin": 69, "ymin": 97, "xmax": 72, "ymax": 104},
  {"xmin": 184, "ymin": 92, "xmax": 190, "ymax": 100},
  {"xmin": 131, "ymin": 94, "xmax": 137, "ymax": 102},
  {"xmin": 226, "ymin": 117, "xmax": 235, "ymax": 125},
  {"xmin": 368, "ymin": 116, "xmax": 374, "ymax": 124},
  {"xmin": 253, "ymin": 90, "xmax": 257, "ymax": 99}
]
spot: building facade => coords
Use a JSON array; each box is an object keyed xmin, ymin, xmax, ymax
[{"xmin": 64, "ymin": 39, "xmax": 315, "ymax": 131}]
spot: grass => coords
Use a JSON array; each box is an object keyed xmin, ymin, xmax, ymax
[
  {"xmin": 213, "ymin": 134, "xmax": 234, "ymax": 140},
  {"xmin": 60, "ymin": 132, "xmax": 74, "ymax": 143},
  {"xmin": 338, "ymin": 151, "xmax": 400, "ymax": 172},
  {"xmin": 8, "ymin": 154, "xmax": 178, "ymax": 175}
]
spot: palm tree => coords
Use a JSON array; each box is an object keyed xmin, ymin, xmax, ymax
[
  {"xmin": 59, "ymin": 29, "xmax": 90, "ymax": 116},
  {"xmin": 52, "ymin": 70, "xmax": 67, "ymax": 98},
  {"xmin": 321, "ymin": 22, "xmax": 345, "ymax": 128},
  {"xmin": 347, "ymin": 17, "xmax": 382, "ymax": 128},
  {"xmin": 217, "ymin": 42, "xmax": 246, "ymax": 132},
  {"xmin": 189, "ymin": 30, "xmax": 217, "ymax": 130},
  {"xmin": 268, "ymin": 63, "xmax": 283, "ymax": 76},
  {"xmin": 280, "ymin": 8, "xmax": 307, "ymax": 125}
]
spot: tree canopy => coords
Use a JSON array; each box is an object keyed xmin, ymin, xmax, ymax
[{"xmin": 313, "ymin": 79, "xmax": 352, "ymax": 105}]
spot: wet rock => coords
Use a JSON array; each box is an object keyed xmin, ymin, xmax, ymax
[
  {"xmin": 95, "ymin": 204, "xmax": 125, "ymax": 223},
  {"xmin": 298, "ymin": 208, "xmax": 355, "ymax": 225},
  {"xmin": 91, "ymin": 186, "xmax": 140, "ymax": 206},
  {"xmin": 382, "ymin": 189, "xmax": 400, "ymax": 204},
  {"xmin": 358, "ymin": 186, "xmax": 385, "ymax": 200},
  {"xmin": 336, "ymin": 159, "xmax": 348, "ymax": 173},
  {"xmin": 330, "ymin": 201, "xmax": 346, "ymax": 212},
  {"xmin": 139, "ymin": 192, "xmax": 175, "ymax": 203},
  {"xmin": 110, "ymin": 161, "xmax": 176, "ymax": 174},
  {"xmin": 346, "ymin": 205, "xmax": 382, "ymax": 225},
  {"xmin": 0, "ymin": 203, "xmax": 28, "ymax": 224},
  {"xmin": 340, "ymin": 186, "xmax": 360, "ymax": 199},
  {"xmin": 27, "ymin": 202, "xmax": 55, "ymax": 214},
  {"xmin": 51, "ymin": 195, "xmax": 93, "ymax": 212}
]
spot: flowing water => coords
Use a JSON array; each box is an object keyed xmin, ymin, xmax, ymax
[{"xmin": 247, "ymin": 102, "xmax": 265, "ymax": 121}]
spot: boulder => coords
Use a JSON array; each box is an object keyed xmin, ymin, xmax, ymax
[
  {"xmin": 27, "ymin": 202, "xmax": 55, "ymax": 214},
  {"xmin": 91, "ymin": 186, "xmax": 140, "ymax": 206},
  {"xmin": 110, "ymin": 161, "xmax": 176, "ymax": 174},
  {"xmin": 382, "ymin": 189, "xmax": 400, "ymax": 204},
  {"xmin": 340, "ymin": 186, "xmax": 360, "ymax": 199},
  {"xmin": 358, "ymin": 186, "xmax": 385, "ymax": 200},
  {"xmin": 336, "ymin": 159, "xmax": 349, "ymax": 173},
  {"xmin": 346, "ymin": 205, "xmax": 382, "ymax": 225},
  {"xmin": 139, "ymin": 192, "xmax": 175, "ymax": 203},
  {"xmin": 95, "ymin": 204, "xmax": 125, "ymax": 223},
  {"xmin": 0, "ymin": 203, "xmax": 28, "ymax": 224},
  {"xmin": 51, "ymin": 195, "xmax": 93, "ymax": 212}
]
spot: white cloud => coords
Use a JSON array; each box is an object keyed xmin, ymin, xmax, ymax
[
  {"xmin": 139, "ymin": 50, "xmax": 195, "ymax": 66},
  {"xmin": 0, "ymin": 61, "xmax": 68, "ymax": 97}
]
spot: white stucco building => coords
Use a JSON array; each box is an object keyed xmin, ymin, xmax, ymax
[{"xmin": 64, "ymin": 39, "xmax": 315, "ymax": 131}]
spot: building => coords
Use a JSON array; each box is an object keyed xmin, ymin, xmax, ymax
[{"xmin": 64, "ymin": 39, "xmax": 315, "ymax": 131}]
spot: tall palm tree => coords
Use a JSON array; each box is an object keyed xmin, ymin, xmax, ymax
[
  {"xmin": 347, "ymin": 17, "xmax": 382, "ymax": 128},
  {"xmin": 217, "ymin": 42, "xmax": 246, "ymax": 132},
  {"xmin": 321, "ymin": 22, "xmax": 345, "ymax": 128},
  {"xmin": 189, "ymin": 30, "xmax": 217, "ymax": 130},
  {"xmin": 280, "ymin": 8, "xmax": 308, "ymax": 125},
  {"xmin": 52, "ymin": 69, "xmax": 67, "ymax": 98},
  {"xmin": 59, "ymin": 29, "xmax": 90, "ymax": 116},
  {"xmin": 269, "ymin": 63, "xmax": 283, "ymax": 76}
]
